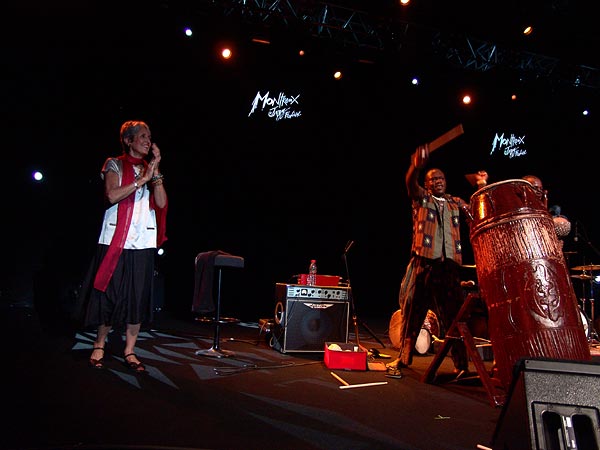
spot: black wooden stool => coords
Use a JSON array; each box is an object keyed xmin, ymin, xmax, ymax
[{"xmin": 195, "ymin": 254, "xmax": 245, "ymax": 358}]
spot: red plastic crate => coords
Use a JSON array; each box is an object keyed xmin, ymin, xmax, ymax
[{"xmin": 324, "ymin": 342, "xmax": 367, "ymax": 371}]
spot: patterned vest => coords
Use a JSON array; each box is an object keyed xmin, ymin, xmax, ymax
[{"xmin": 410, "ymin": 193, "xmax": 463, "ymax": 264}]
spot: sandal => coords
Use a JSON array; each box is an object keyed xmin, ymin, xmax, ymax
[
  {"xmin": 124, "ymin": 353, "xmax": 147, "ymax": 374},
  {"xmin": 89, "ymin": 347, "xmax": 105, "ymax": 369},
  {"xmin": 385, "ymin": 366, "xmax": 404, "ymax": 379}
]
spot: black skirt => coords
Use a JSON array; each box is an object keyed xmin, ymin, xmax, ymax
[{"xmin": 74, "ymin": 244, "xmax": 155, "ymax": 329}]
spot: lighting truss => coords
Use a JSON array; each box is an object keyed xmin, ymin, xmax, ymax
[
  {"xmin": 431, "ymin": 34, "xmax": 561, "ymax": 77},
  {"xmin": 193, "ymin": 0, "xmax": 600, "ymax": 89},
  {"xmin": 218, "ymin": 0, "xmax": 384, "ymax": 50}
]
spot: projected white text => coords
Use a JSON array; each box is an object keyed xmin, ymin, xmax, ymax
[
  {"xmin": 248, "ymin": 91, "xmax": 302, "ymax": 121},
  {"xmin": 490, "ymin": 132, "xmax": 527, "ymax": 158}
]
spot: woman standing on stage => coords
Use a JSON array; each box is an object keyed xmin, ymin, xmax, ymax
[{"xmin": 76, "ymin": 120, "xmax": 168, "ymax": 373}]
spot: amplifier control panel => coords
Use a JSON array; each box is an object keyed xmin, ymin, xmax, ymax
[{"xmin": 276, "ymin": 283, "xmax": 350, "ymax": 301}]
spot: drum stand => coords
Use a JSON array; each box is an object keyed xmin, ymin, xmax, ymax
[
  {"xmin": 580, "ymin": 275, "xmax": 599, "ymax": 343},
  {"xmin": 421, "ymin": 291, "xmax": 506, "ymax": 408},
  {"xmin": 589, "ymin": 299, "xmax": 598, "ymax": 343},
  {"xmin": 584, "ymin": 284, "xmax": 598, "ymax": 343}
]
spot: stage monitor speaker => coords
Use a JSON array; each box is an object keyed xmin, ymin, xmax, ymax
[
  {"xmin": 492, "ymin": 358, "xmax": 600, "ymax": 450},
  {"xmin": 273, "ymin": 299, "xmax": 349, "ymax": 353}
]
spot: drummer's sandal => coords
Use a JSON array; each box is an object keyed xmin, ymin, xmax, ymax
[{"xmin": 385, "ymin": 366, "xmax": 403, "ymax": 379}]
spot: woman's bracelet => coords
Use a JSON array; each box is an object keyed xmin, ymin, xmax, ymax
[
  {"xmin": 152, "ymin": 178, "xmax": 164, "ymax": 186},
  {"xmin": 151, "ymin": 174, "xmax": 164, "ymax": 183}
]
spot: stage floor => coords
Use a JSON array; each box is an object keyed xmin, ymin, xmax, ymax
[{"xmin": 3, "ymin": 300, "xmax": 599, "ymax": 450}]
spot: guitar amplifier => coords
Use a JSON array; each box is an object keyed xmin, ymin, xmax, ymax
[{"xmin": 271, "ymin": 283, "xmax": 350, "ymax": 353}]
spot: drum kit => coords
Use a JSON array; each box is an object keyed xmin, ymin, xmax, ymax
[{"xmin": 570, "ymin": 263, "xmax": 600, "ymax": 343}]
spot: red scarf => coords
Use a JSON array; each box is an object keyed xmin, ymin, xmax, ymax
[{"xmin": 93, "ymin": 154, "xmax": 168, "ymax": 292}]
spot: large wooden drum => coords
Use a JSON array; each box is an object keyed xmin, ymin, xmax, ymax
[{"xmin": 469, "ymin": 179, "xmax": 590, "ymax": 391}]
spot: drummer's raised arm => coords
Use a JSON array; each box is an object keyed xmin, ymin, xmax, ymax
[{"xmin": 406, "ymin": 144, "xmax": 429, "ymax": 198}]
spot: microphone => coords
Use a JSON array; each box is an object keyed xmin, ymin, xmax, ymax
[
  {"xmin": 574, "ymin": 221, "xmax": 579, "ymax": 242},
  {"xmin": 344, "ymin": 240, "xmax": 355, "ymax": 253}
]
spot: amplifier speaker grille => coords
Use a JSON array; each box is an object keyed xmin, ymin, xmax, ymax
[{"xmin": 273, "ymin": 299, "xmax": 349, "ymax": 353}]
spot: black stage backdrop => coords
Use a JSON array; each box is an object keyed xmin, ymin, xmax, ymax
[{"xmin": 5, "ymin": 3, "xmax": 600, "ymax": 323}]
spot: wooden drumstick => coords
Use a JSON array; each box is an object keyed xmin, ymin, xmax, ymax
[
  {"xmin": 428, "ymin": 124, "xmax": 464, "ymax": 153},
  {"xmin": 330, "ymin": 371, "xmax": 350, "ymax": 386}
]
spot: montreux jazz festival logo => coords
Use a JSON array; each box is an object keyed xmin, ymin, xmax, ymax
[
  {"xmin": 248, "ymin": 90, "xmax": 302, "ymax": 121},
  {"xmin": 489, "ymin": 132, "xmax": 527, "ymax": 158}
]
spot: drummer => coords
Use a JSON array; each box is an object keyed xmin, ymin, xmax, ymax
[
  {"xmin": 522, "ymin": 174, "xmax": 548, "ymax": 208},
  {"xmin": 521, "ymin": 174, "xmax": 572, "ymax": 248},
  {"xmin": 387, "ymin": 143, "xmax": 488, "ymax": 378}
]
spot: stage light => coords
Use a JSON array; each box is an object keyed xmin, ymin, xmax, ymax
[
  {"xmin": 221, "ymin": 48, "xmax": 232, "ymax": 60},
  {"xmin": 184, "ymin": 27, "xmax": 192, "ymax": 37},
  {"xmin": 33, "ymin": 171, "xmax": 43, "ymax": 181},
  {"xmin": 462, "ymin": 94, "xmax": 472, "ymax": 105},
  {"xmin": 522, "ymin": 25, "xmax": 533, "ymax": 36},
  {"xmin": 333, "ymin": 70, "xmax": 343, "ymax": 80}
]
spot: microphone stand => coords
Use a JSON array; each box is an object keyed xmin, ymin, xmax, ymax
[
  {"xmin": 574, "ymin": 219, "xmax": 600, "ymax": 258},
  {"xmin": 343, "ymin": 241, "xmax": 385, "ymax": 348}
]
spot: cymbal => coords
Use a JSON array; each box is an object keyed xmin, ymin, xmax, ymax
[
  {"xmin": 572, "ymin": 264, "xmax": 600, "ymax": 271},
  {"xmin": 563, "ymin": 251, "xmax": 577, "ymax": 255},
  {"xmin": 572, "ymin": 274, "xmax": 594, "ymax": 280},
  {"xmin": 461, "ymin": 264, "xmax": 476, "ymax": 269}
]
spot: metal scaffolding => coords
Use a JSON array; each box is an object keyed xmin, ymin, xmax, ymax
[{"xmin": 189, "ymin": 0, "xmax": 599, "ymax": 89}]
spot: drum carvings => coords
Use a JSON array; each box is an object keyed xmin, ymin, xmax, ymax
[{"xmin": 469, "ymin": 180, "xmax": 591, "ymax": 391}]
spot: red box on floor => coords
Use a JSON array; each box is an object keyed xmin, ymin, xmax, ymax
[{"xmin": 324, "ymin": 342, "xmax": 367, "ymax": 371}]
